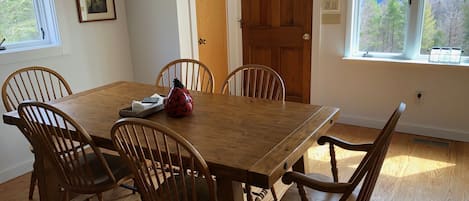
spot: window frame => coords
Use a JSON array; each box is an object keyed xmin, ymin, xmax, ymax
[
  {"xmin": 345, "ymin": 0, "xmax": 468, "ymax": 64},
  {"xmin": 0, "ymin": 0, "xmax": 61, "ymax": 52}
]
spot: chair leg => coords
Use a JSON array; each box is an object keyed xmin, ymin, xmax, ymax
[
  {"xmin": 97, "ymin": 193, "xmax": 104, "ymax": 201},
  {"xmin": 59, "ymin": 188, "xmax": 70, "ymax": 201},
  {"xmin": 297, "ymin": 184, "xmax": 308, "ymax": 201},
  {"xmin": 271, "ymin": 187, "xmax": 278, "ymax": 201},
  {"xmin": 133, "ymin": 179, "xmax": 137, "ymax": 194},
  {"xmin": 28, "ymin": 169, "xmax": 37, "ymax": 200},
  {"xmin": 245, "ymin": 184, "xmax": 254, "ymax": 201}
]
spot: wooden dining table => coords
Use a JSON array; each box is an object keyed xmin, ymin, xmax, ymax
[{"xmin": 3, "ymin": 81, "xmax": 339, "ymax": 201}]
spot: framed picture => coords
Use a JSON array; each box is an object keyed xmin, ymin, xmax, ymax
[
  {"xmin": 76, "ymin": 0, "xmax": 116, "ymax": 23},
  {"xmin": 322, "ymin": 0, "xmax": 340, "ymax": 14}
]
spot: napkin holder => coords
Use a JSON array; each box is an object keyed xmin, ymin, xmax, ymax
[
  {"xmin": 119, "ymin": 94, "xmax": 165, "ymax": 118},
  {"xmin": 119, "ymin": 104, "xmax": 164, "ymax": 118}
]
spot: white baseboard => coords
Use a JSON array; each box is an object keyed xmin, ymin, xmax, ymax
[
  {"xmin": 338, "ymin": 114, "xmax": 469, "ymax": 142},
  {"xmin": 0, "ymin": 159, "xmax": 34, "ymax": 184}
]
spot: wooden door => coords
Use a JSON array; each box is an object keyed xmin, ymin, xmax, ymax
[
  {"xmin": 242, "ymin": 0, "xmax": 312, "ymax": 103},
  {"xmin": 196, "ymin": 0, "xmax": 229, "ymax": 93}
]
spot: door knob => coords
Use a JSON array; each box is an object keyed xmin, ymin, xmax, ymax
[
  {"xmin": 198, "ymin": 38, "xmax": 207, "ymax": 45},
  {"xmin": 302, "ymin": 33, "xmax": 311, "ymax": 41}
]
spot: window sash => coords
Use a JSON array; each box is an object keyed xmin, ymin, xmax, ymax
[
  {"xmin": 1, "ymin": 0, "xmax": 60, "ymax": 51},
  {"xmin": 346, "ymin": 0, "xmax": 468, "ymax": 63}
]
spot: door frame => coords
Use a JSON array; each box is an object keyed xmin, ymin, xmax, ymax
[
  {"xmin": 179, "ymin": 0, "xmax": 322, "ymax": 104},
  {"xmin": 178, "ymin": 0, "xmax": 243, "ymax": 74},
  {"xmin": 176, "ymin": 0, "xmax": 199, "ymax": 59}
]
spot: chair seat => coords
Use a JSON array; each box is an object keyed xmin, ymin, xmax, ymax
[
  {"xmin": 174, "ymin": 175, "xmax": 211, "ymax": 201},
  {"xmin": 280, "ymin": 173, "xmax": 358, "ymax": 201},
  {"xmin": 111, "ymin": 118, "xmax": 217, "ymax": 201},
  {"xmin": 136, "ymin": 164, "xmax": 210, "ymax": 200},
  {"xmin": 88, "ymin": 153, "xmax": 132, "ymax": 185},
  {"xmin": 67, "ymin": 152, "xmax": 131, "ymax": 194}
]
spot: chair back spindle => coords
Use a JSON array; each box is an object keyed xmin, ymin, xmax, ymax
[
  {"xmin": 18, "ymin": 101, "xmax": 117, "ymax": 194},
  {"xmin": 2, "ymin": 66, "xmax": 73, "ymax": 200},
  {"xmin": 221, "ymin": 64, "xmax": 285, "ymax": 101},
  {"xmin": 156, "ymin": 59, "xmax": 215, "ymax": 93},
  {"xmin": 281, "ymin": 102, "xmax": 406, "ymax": 201},
  {"xmin": 2, "ymin": 66, "xmax": 72, "ymax": 112},
  {"xmin": 112, "ymin": 118, "xmax": 217, "ymax": 201},
  {"xmin": 349, "ymin": 102, "xmax": 405, "ymax": 201}
]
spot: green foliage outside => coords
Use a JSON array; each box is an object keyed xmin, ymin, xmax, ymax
[
  {"xmin": 0, "ymin": 0, "xmax": 40, "ymax": 45},
  {"xmin": 381, "ymin": 0, "xmax": 407, "ymax": 52},
  {"xmin": 359, "ymin": 0, "xmax": 408, "ymax": 53},
  {"xmin": 360, "ymin": 0, "xmax": 469, "ymax": 57},
  {"xmin": 421, "ymin": 0, "xmax": 439, "ymax": 54},
  {"xmin": 359, "ymin": 0, "xmax": 382, "ymax": 52}
]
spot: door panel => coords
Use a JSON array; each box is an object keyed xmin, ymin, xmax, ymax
[
  {"xmin": 251, "ymin": 47, "xmax": 272, "ymax": 65},
  {"xmin": 242, "ymin": 0, "xmax": 312, "ymax": 103},
  {"xmin": 196, "ymin": 0, "xmax": 228, "ymax": 93},
  {"xmin": 280, "ymin": 48, "xmax": 302, "ymax": 99}
]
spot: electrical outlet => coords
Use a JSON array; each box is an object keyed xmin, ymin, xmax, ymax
[{"xmin": 415, "ymin": 91, "xmax": 424, "ymax": 104}]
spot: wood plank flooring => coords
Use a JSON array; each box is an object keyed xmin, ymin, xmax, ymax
[
  {"xmin": 1, "ymin": 123, "xmax": 468, "ymax": 201},
  {"xmin": 307, "ymin": 124, "xmax": 469, "ymax": 201}
]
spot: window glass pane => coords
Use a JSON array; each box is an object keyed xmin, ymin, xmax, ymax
[
  {"xmin": 0, "ymin": 0, "xmax": 41, "ymax": 45},
  {"xmin": 358, "ymin": 0, "xmax": 409, "ymax": 54},
  {"xmin": 421, "ymin": 0, "xmax": 469, "ymax": 56}
]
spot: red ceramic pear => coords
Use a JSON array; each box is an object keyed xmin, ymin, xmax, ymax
[{"xmin": 164, "ymin": 79, "xmax": 193, "ymax": 117}]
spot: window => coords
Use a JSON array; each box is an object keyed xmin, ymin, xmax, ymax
[
  {"xmin": 0, "ymin": 0, "xmax": 60, "ymax": 52},
  {"xmin": 347, "ymin": 0, "xmax": 469, "ymax": 63}
]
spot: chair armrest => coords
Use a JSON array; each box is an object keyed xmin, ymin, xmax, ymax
[
  {"xmin": 282, "ymin": 171, "xmax": 351, "ymax": 193},
  {"xmin": 318, "ymin": 136, "xmax": 373, "ymax": 152}
]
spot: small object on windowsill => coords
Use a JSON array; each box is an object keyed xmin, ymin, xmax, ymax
[
  {"xmin": 0, "ymin": 38, "xmax": 5, "ymax": 51},
  {"xmin": 429, "ymin": 47, "xmax": 463, "ymax": 64},
  {"xmin": 362, "ymin": 50, "xmax": 372, "ymax": 57}
]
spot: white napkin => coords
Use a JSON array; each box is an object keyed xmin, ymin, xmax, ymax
[
  {"xmin": 150, "ymin": 93, "xmax": 164, "ymax": 102},
  {"xmin": 131, "ymin": 93, "xmax": 164, "ymax": 112},
  {"xmin": 131, "ymin": 101, "xmax": 153, "ymax": 113}
]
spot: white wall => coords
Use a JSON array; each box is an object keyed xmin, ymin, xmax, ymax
[
  {"xmin": 125, "ymin": 0, "xmax": 182, "ymax": 84},
  {"xmin": 224, "ymin": 0, "xmax": 469, "ymax": 141},
  {"xmin": 313, "ymin": 0, "xmax": 469, "ymax": 141},
  {"xmin": 0, "ymin": 0, "xmax": 134, "ymax": 183}
]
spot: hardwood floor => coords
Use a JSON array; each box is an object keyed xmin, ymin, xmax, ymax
[
  {"xmin": 0, "ymin": 174, "xmax": 139, "ymax": 201},
  {"xmin": 1, "ymin": 123, "xmax": 468, "ymax": 201},
  {"xmin": 307, "ymin": 124, "xmax": 469, "ymax": 201}
]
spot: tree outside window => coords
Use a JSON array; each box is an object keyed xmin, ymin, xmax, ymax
[
  {"xmin": 353, "ymin": 0, "xmax": 469, "ymax": 59},
  {"xmin": 0, "ymin": 0, "xmax": 41, "ymax": 45},
  {"xmin": 0, "ymin": 0, "xmax": 59, "ymax": 51}
]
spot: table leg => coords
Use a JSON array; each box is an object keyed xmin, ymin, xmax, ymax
[
  {"xmin": 293, "ymin": 155, "xmax": 305, "ymax": 173},
  {"xmin": 217, "ymin": 177, "xmax": 244, "ymax": 201},
  {"xmin": 35, "ymin": 148, "xmax": 62, "ymax": 200}
]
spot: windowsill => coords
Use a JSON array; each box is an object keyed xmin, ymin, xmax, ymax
[
  {"xmin": 343, "ymin": 56, "xmax": 469, "ymax": 68},
  {"xmin": 0, "ymin": 44, "xmax": 65, "ymax": 65}
]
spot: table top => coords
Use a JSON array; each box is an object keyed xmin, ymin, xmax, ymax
[{"xmin": 3, "ymin": 81, "xmax": 339, "ymax": 188}]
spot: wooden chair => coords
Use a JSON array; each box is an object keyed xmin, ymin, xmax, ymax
[
  {"xmin": 156, "ymin": 59, "xmax": 215, "ymax": 93},
  {"xmin": 281, "ymin": 102, "xmax": 406, "ymax": 201},
  {"xmin": 221, "ymin": 64, "xmax": 285, "ymax": 201},
  {"xmin": 221, "ymin": 64, "xmax": 285, "ymax": 101},
  {"xmin": 1, "ymin": 66, "xmax": 72, "ymax": 200},
  {"xmin": 111, "ymin": 118, "xmax": 217, "ymax": 201},
  {"xmin": 2, "ymin": 66, "xmax": 73, "ymax": 111},
  {"xmin": 17, "ymin": 101, "xmax": 133, "ymax": 201}
]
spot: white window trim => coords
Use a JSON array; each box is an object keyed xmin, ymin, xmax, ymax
[
  {"xmin": 345, "ymin": 0, "xmax": 469, "ymax": 66},
  {"xmin": 0, "ymin": 0, "xmax": 70, "ymax": 65},
  {"xmin": 0, "ymin": 0, "xmax": 61, "ymax": 53}
]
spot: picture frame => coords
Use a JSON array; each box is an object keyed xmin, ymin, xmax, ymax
[
  {"xmin": 76, "ymin": 0, "xmax": 116, "ymax": 23},
  {"xmin": 322, "ymin": 0, "xmax": 340, "ymax": 14}
]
